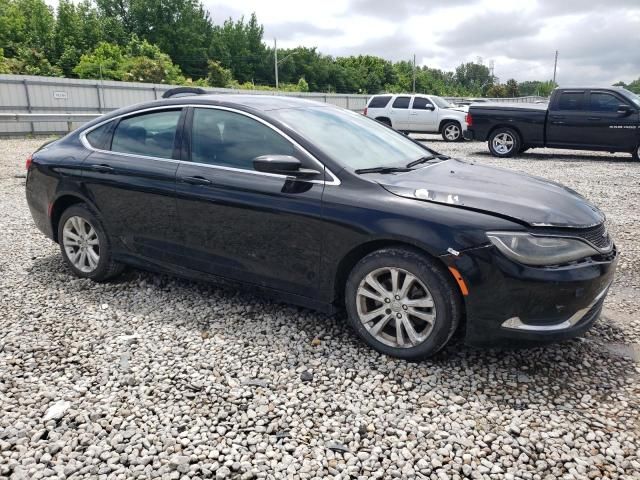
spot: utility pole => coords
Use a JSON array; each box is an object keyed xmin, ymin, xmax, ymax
[
  {"xmin": 412, "ymin": 54, "xmax": 416, "ymax": 93},
  {"xmin": 274, "ymin": 38, "xmax": 279, "ymax": 90},
  {"xmin": 552, "ymin": 50, "xmax": 558, "ymax": 85}
]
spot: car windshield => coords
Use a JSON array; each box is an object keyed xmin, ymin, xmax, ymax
[
  {"xmin": 623, "ymin": 88, "xmax": 640, "ymax": 108},
  {"xmin": 431, "ymin": 96, "xmax": 454, "ymax": 109},
  {"xmin": 270, "ymin": 106, "xmax": 429, "ymax": 170}
]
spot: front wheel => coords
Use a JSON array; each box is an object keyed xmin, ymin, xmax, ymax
[
  {"xmin": 441, "ymin": 121, "xmax": 462, "ymax": 142},
  {"xmin": 58, "ymin": 204, "xmax": 124, "ymax": 282},
  {"xmin": 488, "ymin": 128, "xmax": 521, "ymax": 157},
  {"xmin": 633, "ymin": 145, "xmax": 639, "ymax": 162},
  {"xmin": 345, "ymin": 248, "xmax": 461, "ymax": 360}
]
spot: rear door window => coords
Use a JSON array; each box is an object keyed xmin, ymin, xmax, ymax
[
  {"xmin": 392, "ymin": 96, "xmax": 411, "ymax": 109},
  {"xmin": 111, "ymin": 109, "xmax": 182, "ymax": 159},
  {"xmin": 368, "ymin": 96, "xmax": 392, "ymax": 108},
  {"xmin": 557, "ymin": 92, "xmax": 585, "ymax": 111}
]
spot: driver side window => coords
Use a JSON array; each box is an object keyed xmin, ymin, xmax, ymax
[
  {"xmin": 412, "ymin": 97, "xmax": 434, "ymax": 110},
  {"xmin": 191, "ymin": 108, "xmax": 296, "ymax": 170}
]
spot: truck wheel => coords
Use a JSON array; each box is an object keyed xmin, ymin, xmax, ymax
[
  {"xmin": 488, "ymin": 128, "xmax": 521, "ymax": 158},
  {"xmin": 441, "ymin": 121, "xmax": 462, "ymax": 142},
  {"xmin": 633, "ymin": 145, "xmax": 639, "ymax": 162}
]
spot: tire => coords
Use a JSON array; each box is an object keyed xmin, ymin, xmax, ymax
[
  {"xmin": 345, "ymin": 247, "xmax": 461, "ymax": 360},
  {"xmin": 58, "ymin": 204, "xmax": 124, "ymax": 282},
  {"xmin": 375, "ymin": 117, "xmax": 392, "ymax": 127},
  {"xmin": 488, "ymin": 127, "xmax": 521, "ymax": 158},
  {"xmin": 441, "ymin": 121, "xmax": 462, "ymax": 142},
  {"xmin": 633, "ymin": 145, "xmax": 640, "ymax": 162}
]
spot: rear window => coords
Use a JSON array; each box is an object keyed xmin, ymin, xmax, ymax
[
  {"xmin": 368, "ymin": 95, "xmax": 392, "ymax": 108},
  {"xmin": 392, "ymin": 96, "xmax": 411, "ymax": 109},
  {"xmin": 557, "ymin": 92, "xmax": 584, "ymax": 111},
  {"xmin": 85, "ymin": 121, "xmax": 114, "ymax": 150},
  {"xmin": 111, "ymin": 109, "xmax": 182, "ymax": 159}
]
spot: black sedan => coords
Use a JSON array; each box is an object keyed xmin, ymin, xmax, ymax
[{"xmin": 25, "ymin": 93, "xmax": 617, "ymax": 359}]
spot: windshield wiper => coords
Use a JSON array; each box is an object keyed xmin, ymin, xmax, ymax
[
  {"xmin": 406, "ymin": 154, "xmax": 450, "ymax": 168},
  {"xmin": 354, "ymin": 166, "xmax": 413, "ymax": 174}
]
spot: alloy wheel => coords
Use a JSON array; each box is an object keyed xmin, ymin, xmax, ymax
[
  {"xmin": 62, "ymin": 216, "xmax": 100, "ymax": 273},
  {"xmin": 356, "ymin": 267, "xmax": 437, "ymax": 348},
  {"xmin": 444, "ymin": 124, "xmax": 460, "ymax": 140},
  {"xmin": 492, "ymin": 132, "xmax": 515, "ymax": 155}
]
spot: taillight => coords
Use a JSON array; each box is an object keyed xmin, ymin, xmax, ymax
[
  {"xmin": 26, "ymin": 154, "xmax": 33, "ymax": 171},
  {"xmin": 363, "ymin": 107, "xmax": 368, "ymax": 116},
  {"xmin": 465, "ymin": 113, "xmax": 473, "ymax": 127}
]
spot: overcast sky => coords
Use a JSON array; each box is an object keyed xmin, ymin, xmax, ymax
[{"xmin": 204, "ymin": 0, "xmax": 640, "ymax": 85}]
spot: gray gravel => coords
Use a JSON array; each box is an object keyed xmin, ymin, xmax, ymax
[{"xmin": 1, "ymin": 135, "xmax": 639, "ymax": 480}]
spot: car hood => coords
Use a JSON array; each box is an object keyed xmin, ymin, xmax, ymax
[
  {"xmin": 377, "ymin": 159, "xmax": 605, "ymax": 228},
  {"xmin": 444, "ymin": 106, "xmax": 468, "ymax": 113}
]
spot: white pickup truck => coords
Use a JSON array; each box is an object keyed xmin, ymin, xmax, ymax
[{"xmin": 364, "ymin": 94, "xmax": 468, "ymax": 141}]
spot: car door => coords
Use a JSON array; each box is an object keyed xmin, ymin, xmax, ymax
[
  {"xmin": 81, "ymin": 108, "xmax": 183, "ymax": 262},
  {"xmin": 409, "ymin": 96, "xmax": 438, "ymax": 132},
  {"xmin": 546, "ymin": 90, "xmax": 589, "ymax": 148},
  {"xmin": 174, "ymin": 106, "xmax": 327, "ymax": 298},
  {"xmin": 583, "ymin": 90, "xmax": 638, "ymax": 151},
  {"xmin": 389, "ymin": 96, "xmax": 411, "ymax": 130}
]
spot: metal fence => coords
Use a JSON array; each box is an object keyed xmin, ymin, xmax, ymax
[{"xmin": 0, "ymin": 74, "xmax": 547, "ymax": 136}]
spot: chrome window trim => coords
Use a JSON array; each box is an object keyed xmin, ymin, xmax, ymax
[{"xmin": 79, "ymin": 104, "xmax": 341, "ymax": 186}]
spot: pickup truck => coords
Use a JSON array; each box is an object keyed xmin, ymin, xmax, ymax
[
  {"xmin": 365, "ymin": 94, "xmax": 468, "ymax": 141},
  {"xmin": 464, "ymin": 86, "xmax": 640, "ymax": 161}
]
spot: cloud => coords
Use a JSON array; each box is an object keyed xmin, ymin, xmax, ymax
[
  {"xmin": 346, "ymin": 0, "xmax": 475, "ymax": 21},
  {"xmin": 265, "ymin": 22, "xmax": 342, "ymax": 41},
  {"xmin": 439, "ymin": 13, "xmax": 543, "ymax": 48}
]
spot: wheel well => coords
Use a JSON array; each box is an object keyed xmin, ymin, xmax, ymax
[
  {"xmin": 375, "ymin": 116, "xmax": 391, "ymax": 125},
  {"xmin": 487, "ymin": 124, "xmax": 523, "ymax": 142},
  {"xmin": 333, "ymin": 240, "xmax": 456, "ymax": 305},
  {"xmin": 438, "ymin": 119, "xmax": 460, "ymax": 133},
  {"xmin": 50, "ymin": 195, "xmax": 85, "ymax": 242}
]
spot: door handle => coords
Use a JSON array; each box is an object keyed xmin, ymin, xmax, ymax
[
  {"xmin": 182, "ymin": 176, "xmax": 212, "ymax": 186},
  {"xmin": 409, "ymin": 112, "xmax": 418, "ymax": 116},
  {"xmin": 90, "ymin": 164, "xmax": 114, "ymax": 173},
  {"xmin": 550, "ymin": 115, "xmax": 565, "ymax": 120}
]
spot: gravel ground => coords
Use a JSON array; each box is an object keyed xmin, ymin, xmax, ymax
[{"xmin": 1, "ymin": 135, "xmax": 639, "ymax": 480}]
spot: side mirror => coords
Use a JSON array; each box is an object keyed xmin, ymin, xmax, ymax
[
  {"xmin": 253, "ymin": 155, "xmax": 321, "ymax": 178},
  {"xmin": 617, "ymin": 104, "xmax": 632, "ymax": 115},
  {"xmin": 425, "ymin": 104, "xmax": 435, "ymax": 111}
]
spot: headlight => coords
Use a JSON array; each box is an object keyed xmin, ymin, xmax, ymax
[{"xmin": 487, "ymin": 232, "xmax": 599, "ymax": 266}]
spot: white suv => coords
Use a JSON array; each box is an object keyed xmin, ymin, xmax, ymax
[{"xmin": 364, "ymin": 94, "xmax": 468, "ymax": 142}]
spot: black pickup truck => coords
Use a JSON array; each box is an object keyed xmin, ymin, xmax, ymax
[{"xmin": 464, "ymin": 86, "xmax": 640, "ymax": 161}]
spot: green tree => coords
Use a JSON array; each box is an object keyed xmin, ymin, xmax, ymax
[
  {"xmin": 8, "ymin": 46, "xmax": 61, "ymax": 76},
  {"xmin": 505, "ymin": 78, "xmax": 519, "ymax": 97},
  {"xmin": 206, "ymin": 60, "xmax": 232, "ymax": 87},
  {"xmin": 297, "ymin": 77, "xmax": 309, "ymax": 92},
  {"xmin": 73, "ymin": 41, "xmax": 125, "ymax": 79},
  {"xmin": 455, "ymin": 62, "xmax": 494, "ymax": 95}
]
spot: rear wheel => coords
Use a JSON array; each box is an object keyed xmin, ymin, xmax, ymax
[
  {"xmin": 488, "ymin": 128, "xmax": 521, "ymax": 158},
  {"xmin": 58, "ymin": 204, "xmax": 124, "ymax": 282},
  {"xmin": 441, "ymin": 121, "xmax": 462, "ymax": 142},
  {"xmin": 345, "ymin": 248, "xmax": 461, "ymax": 360}
]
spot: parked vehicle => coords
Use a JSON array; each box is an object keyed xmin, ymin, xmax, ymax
[
  {"xmin": 465, "ymin": 86, "xmax": 640, "ymax": 160},
  {"xmin": 365, "ymin": 94, "xmax": 468, "ymax": 141},
  {"xmin": 26, "ymin": 92, "xmax": 617, "ymax": 359}
]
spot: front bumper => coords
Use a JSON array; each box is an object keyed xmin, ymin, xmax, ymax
[{"xmin": 445, "ymin": 244, "xmax": 617, "ymax": 347}]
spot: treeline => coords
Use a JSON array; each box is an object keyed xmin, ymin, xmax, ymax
[{"xmin": 1, "ymin": 0, "xmax": 638, "ymax": 96}]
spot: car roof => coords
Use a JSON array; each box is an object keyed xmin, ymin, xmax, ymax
[{"xmin": 150, "ymin": 94, "xmax": 328, "ymax": 112}]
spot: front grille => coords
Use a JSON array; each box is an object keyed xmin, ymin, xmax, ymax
[{"xmin": 535, "ymin": 223, "xmax": 612, "ymax": 251}]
